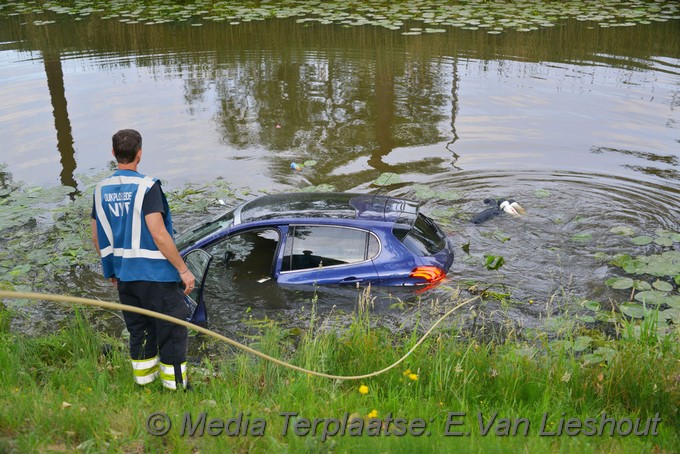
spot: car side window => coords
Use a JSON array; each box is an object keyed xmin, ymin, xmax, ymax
[
  {"xmin": 205, "ymin": 228, "xmax": 279, "ymax": 282},
  {"xmin": 281, "ymin": 226, "xmax": 378, "ymax": 272}
]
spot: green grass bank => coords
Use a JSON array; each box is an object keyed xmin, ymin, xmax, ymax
[{"xmin": 0, "ymin": 296, "xmax": 678, "ymax": 453}]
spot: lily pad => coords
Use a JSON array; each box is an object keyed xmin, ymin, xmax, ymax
[
  {"xmin": 431, "ymin": 207, "xmax": 460, "ymax": 219},
  {"xmin": 572, "ymin": 233, "xmax": 593, "ymax": 243},
  {"xmin": 631, "ymin": 253, "xmax": 680, "ymax": 277},
  {"xmin": 492, "ymin": 231, "xmax": 510, "ymax": 243},
  {"xmin": 652, "ymin": 280, "xmax": 673, "ymax": 292},
  {"xmin": 572, "ymin": 336, "xmax": 592, "ymax": 352},
  {"xmin": 303, "ymin": 160, "xmax": 318, "ymax": 167},
  {"xmin": 610, "ymin": 254, "xmax": 632, "ymax": 268},
  {"xmin": 663, "ymin": 250, "xmax": 680, "ymax": 261},
  {"xmin": 582, "ymin": 347, "xmax": 617, "ymax": 364},
  {"xmin": 593, "ymin": 252, "xmax": 609, "ymax": 262},
  {"xmin": 610, "ymin": 226, "xmax": 635, "ymax": 236},
  {"xmin": 632, "ymin": 280, "xmax": 652, "ymax": 291},
  {"xmin": 654, "ymin": 236, "xmax": 673, "ymax": 247},
  {"xmin": 583, "ymin": 300, "xmax": 601, "ymax": 312},
  {"xmin": 372, "ymin": 172, "xmax": 401, "ymax": 186},
  {"xmin": 605, "ymin": 277, "xmax": 634, "ymax": 290},
  {"xmin": 595, "ymin": 313, "xmax": 617, "ymax": 323},
  {"xmin": 634, "ymin": 290, "xmax": 669, "ymax": 305},
  {"xmin": 630, "ymin": 236, "xmax": 653, "ymax": 246},
  {"xmin": 2, "ymin": 0, "xmax": 678, "ymax": 34},
  {"xmin": 664, "ymin": 296, "xmax": 680, "ymax": 309},
  {"xmin": 659, "ymin": 308, "xmax": 680, "ymax": 323},
  {"xmin": 619, "ymin": 302, "xmax": 646, "ymax": 318},
  {"xmin": 654, "ymin": 228, "xmax": 674, "ymax": 237},
  {"xmin": 301, "ymin": 184, "xmax": 336, "ymax": 192},
  {"xmin": 484, "ymin": 254, "xmax": 505, "ymax": 271},
  {"xmin": 412, "ymin": 184, "xmax": 436, "ymax": 199},
  {"xmin": 438, "ymin": 190, "xmax": 463, "ymax": 201}
]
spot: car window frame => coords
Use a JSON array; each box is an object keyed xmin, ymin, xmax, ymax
[
  {"xmin": 279, "ymin": 224, "xmax": 382, "ymax": 274},
  {"xmin": 202, "ymin": 226, "xmax": 284, "ymax": 278}
]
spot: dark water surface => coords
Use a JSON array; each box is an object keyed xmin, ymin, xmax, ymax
[{"xmin": 1, "ymin": 14, "xmax": 679, "ymax": 336}]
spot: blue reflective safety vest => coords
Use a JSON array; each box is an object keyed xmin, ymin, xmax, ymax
[{"xmin": 93, "ymin": 169, "xmax": 179, "ymax": 282}]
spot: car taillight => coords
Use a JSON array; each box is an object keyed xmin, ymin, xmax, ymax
[{"xmin": 409, "ymin": 266, "xmax": 446, "ymax": 284}]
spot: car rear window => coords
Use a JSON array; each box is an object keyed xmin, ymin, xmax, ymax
[{"xmin": 398, "ymin": 213, "xmax": 446, "ymax": 256}]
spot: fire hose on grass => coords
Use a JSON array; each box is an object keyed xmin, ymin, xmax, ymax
[{"xmin": 0, "ymin": 290, "xmax": 476, "ymax": 381}]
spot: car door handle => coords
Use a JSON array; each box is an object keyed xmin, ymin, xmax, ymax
[{"xmin": 340, "ymin": 277, "xmax": 364, "ymax": 284}]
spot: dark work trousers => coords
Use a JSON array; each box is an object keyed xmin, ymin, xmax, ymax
[{"xmin": 118, "ymin": 281, "xmax": 189, "ymax": 368}]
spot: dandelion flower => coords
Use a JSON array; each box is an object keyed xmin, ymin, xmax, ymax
[
  {"xmin": 367, "ymin": 409, "xmax": 378, "ymax": 418},
  {"xmin": 402, "ymin": 369, "xmax": 411, "ymax": 376},
  {"xmin": 408, "ymin": 373, "xmax": 418, "ymax": 381},
  {"xmin": 359, "ymin": 384, "xmax": 369, "ymax": 395}
]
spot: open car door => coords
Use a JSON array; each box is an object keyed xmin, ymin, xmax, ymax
[{"xmin": 183, "ymin": 249, "xmax": 213, "ymax": 327}]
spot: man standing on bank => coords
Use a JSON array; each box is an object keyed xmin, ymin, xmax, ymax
[{"xmin": 91, "ymin": 129, "xmax": 195, "ymax": 391}]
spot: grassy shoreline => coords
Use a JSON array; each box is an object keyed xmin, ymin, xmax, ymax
[{"xmin": 0, "ymin": 296, "xmax": 678, "ymax": 453}]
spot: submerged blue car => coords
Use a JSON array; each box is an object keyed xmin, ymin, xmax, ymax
[{"xmin": 177, "ymin": 192, "xmax": 455, "ymax": 325}]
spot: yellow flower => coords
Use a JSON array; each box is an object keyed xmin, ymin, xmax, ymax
[
  {"xmin": 408, "ymin": 373, "xmax": 418, "ymax": 381},
  {"xmin": 358, "ymin": 384, "xmax": 369, "ymax": 395},
  {"xmin": 402, "ymin": 369, "xmax": 412, "ymax": 376},
  {"xmin": 367, "ymin": 409, "xmax": 378, "ymax": 418}
]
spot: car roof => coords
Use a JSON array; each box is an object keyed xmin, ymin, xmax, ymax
[{"xmin": 234, "ymin": 192, "xmax": 420, "ymax": 226}]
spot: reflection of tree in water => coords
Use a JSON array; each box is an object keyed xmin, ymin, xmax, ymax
[
  {"xmin": 446, "ymin": 62, "xmax": 461, "ymax": 170},
  {"xmin": 211, "ymin": 45, "xmax": 454, "ymax": 188},
  {"xmin": 43, "ymin": 51, "xmax": 77, "ymax": 192},
  {"xmin": 6, "ymin": 15, "xmax": 678, "ymax": 189},
  {"xmin": 4, "ymin": 17, "xmax": 79, "ymax": 191}
]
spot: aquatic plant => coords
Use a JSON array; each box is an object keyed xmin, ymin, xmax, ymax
[
  {"xmin": 372, "ymin": 172, "xmax": 401, "ymax": 186},
  {"xmin": 600, "ymin": 226, "xmax": 680, "ymax": 331},
  {"xmin": 2, "ymin": 1, "xmax": 678, "ymax": 35}
]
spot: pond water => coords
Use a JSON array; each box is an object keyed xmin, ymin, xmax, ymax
[{"xmin": 1, "ymin": 10, "xmax": 679, "ymax": 337}]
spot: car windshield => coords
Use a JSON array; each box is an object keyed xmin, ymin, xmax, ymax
[
  {"xmin": 399, "ymin": 213, "xmax": 446, "ymax": 256},
  {"xmin": 176, "ymin": 208, "xmax": 236, "ymax": 251}
]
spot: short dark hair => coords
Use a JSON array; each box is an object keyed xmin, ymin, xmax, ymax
[{"xmin": 112, "ymin": 129, "xmax": 142, "ymax": 164}]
